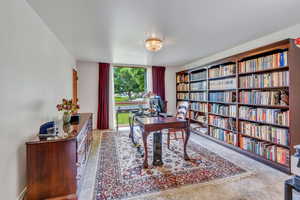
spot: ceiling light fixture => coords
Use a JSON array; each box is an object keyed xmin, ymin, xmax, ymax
[{"xmin": 145, "ymin": 37, "xmax": 163, "ymax": 52}]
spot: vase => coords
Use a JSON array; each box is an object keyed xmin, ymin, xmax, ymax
[{"xmin": 63, "ymin": 112, "xmax": 71, "ymax": 124}]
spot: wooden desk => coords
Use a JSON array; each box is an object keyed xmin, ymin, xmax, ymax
[{"xmin": 135, "ymin": 116, "xmax": 190, "ymax": 168}]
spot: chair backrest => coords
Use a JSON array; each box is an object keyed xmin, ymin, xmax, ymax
[{"xmin": 176, "ymin": 101, "xmax": 189, "ymax": 119}]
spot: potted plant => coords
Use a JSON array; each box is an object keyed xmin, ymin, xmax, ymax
[{"xmin": 56, "ymin": 99, "xmax": 80, "ymax": 124}]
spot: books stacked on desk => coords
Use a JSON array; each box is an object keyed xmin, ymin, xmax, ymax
[
  {"xmin": 239, "ymin": 51, "xmax": 288, "ymax": 73},
  {"xmin": 239, "ymin": 71, "xmax": 289, "ymax": 88},
  {"xmin": 239, "ymin": 106, "xmax": 289, "ymax": 126},
  {"xmin": 209, "ymin": 64, "xmax": 236, "ymax": 78}
]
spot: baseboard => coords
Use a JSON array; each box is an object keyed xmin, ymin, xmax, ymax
[{"xmin": 17, "ymin": 187, "xmax": 27, "ymax": 200}]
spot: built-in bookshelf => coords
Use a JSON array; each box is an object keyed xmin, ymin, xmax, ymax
[{"xmin": 176, "ymin": 39, "xmax": 300, "ymax": 173}]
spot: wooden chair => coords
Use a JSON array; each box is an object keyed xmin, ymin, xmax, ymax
[{"xmin": 167, "ymin": 102, "xmax": 189, "ymax": 149}]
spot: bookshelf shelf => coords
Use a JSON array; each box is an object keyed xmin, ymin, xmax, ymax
[
  {"xmin": 208, "ymin": 101, "xmax": 236, "ymax": 105},
  {"xmin": 208, "ymin": 88, "xmax": 236, "ymax": 92},
  {"xmin": 238, "ymin": 103, "xmax": 289, "ymax": 109},
  {"xmin": 208, "ymin": 124, "xmax": 236, "ymax": 133},
  {"xmin": 176, "ymin": 39, "xmax": 300, "ymax": 173},
  {"xmin": 238, "ymin": 118, "xmax": 289, "ymax": 129},
  {"xmin": 208, "ymin": 112, "xmax": 236, "ymax": 118},
  {"xmin": 238, "ymin": 133, "xmax": 290, "ymax": 149},
  {"xmin": 238, "ymin": 86, "xmax": 289, "ymax": 91},
  {"xmin": 208, "ymin": 74, "xmax": 236, "ymax": 81},
  {"xmin": 238, "ymin": 66, "xmax": 289, "ymax": 76}
]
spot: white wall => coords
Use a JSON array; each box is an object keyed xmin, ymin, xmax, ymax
[
  {"xmin": 77, "ymin": 61, "xmax": 99, "ymax": 129},
  {"xmin": 165, "ymin": 67, "xmax": 178, "ymax": 114},
  {"xmin": 0, "ymin": 0, "xmax": 75, "ymax": 199},
  {"xmin": 181, "ymin": 23, "xmax": 300, "ymax": 71}
]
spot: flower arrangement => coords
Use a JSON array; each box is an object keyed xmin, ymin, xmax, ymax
[
  {"xmin": 57, "ymin": 99, "xmax": 80, "ymax": 124},
  {"xmin": 56, "ymin": 98, "xmax": 80, "ymax": 114}
]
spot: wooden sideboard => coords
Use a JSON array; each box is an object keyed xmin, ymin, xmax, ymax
[{"xmin": 25, "ymin": 113, "xmax": 93, "ymax": 200}]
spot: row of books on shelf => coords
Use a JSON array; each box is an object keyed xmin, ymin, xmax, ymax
[
  {"xmin": 191, "ymin": 102, "xmax": 208, "ymax": 112},
  {"xmin": 209, "ymin": 64, "xmax": 236, "ymax": 78},
  {"xmin": 240, "ymin": 121, "xmax": 289, "ymax": 146},
  {"xmin": 177, "ymin": 93, "xmax": 189, "ymax": 100},
  {"xmin": 239, "ymin": 90, "xmax": 289, "ymax": 106},
  {"xmin": 239, "ymin": 71, "xmax": 289, "ymax": 88},
  {"xmin": 239, "ymin": 136, "xmax": 289, "ymax": 166},
  {"xmin": 191, "ymin": 81, "xmax": 207, "ymax": 91},
  {"xmin": 239, "ymin": 51, "xmax": 288, "ymax": 73},
  {"xmin": 190, "ymin": 92, "xmax": 207, "ymax": 101},
  {"xmin": 209, "ymin": 115, "xmax": 236, "ymax": 131},
  {"xmin": 209, "ymin": 127, "xmax": 238, "ymax": 146},
  {"xmin": 239, "ymin": 106, "xmax": 289, "ymax": 126},
  {"xmin": 177, "ymin": 83, "xmax": 189, "ymax": 91},
  {"xmin": 176, "ymin": 74, "xmax": 189, "ymax": 83},
  {"xmin": 190, "ymin": 111, "xmax": 207, "ymax": 124},
  {"xmin": 191, "ymin": 71, "xmax": 206, "ymax": 81},
  {"xmin": 209, "ymin": 104, "xmax": 236, "ymax": 118},
  {"xmin": 209, "ymin": 78, "xmax": 236, "ymax": 90},
  {"xmin": 209, "ymin": 91, "xmax": 236, "ymax": 103}
]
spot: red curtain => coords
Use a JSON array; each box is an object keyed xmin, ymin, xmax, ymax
[
  {"xmin": 97, "ymin": 63, "xmax": 110, "ymax": 129},
  {"xmin": 152, "ymin": 66, "xmax": 166, "ymax": 101}
]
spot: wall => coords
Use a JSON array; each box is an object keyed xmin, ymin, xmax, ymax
[
  {"xmin": 180, "ymin": 23, "xmax": 300, "ymax": 71},
  {"xmin": 0, "ymin": 0, "xmax": 75, "ymax": 199},
  {"xmin": 165, "ymin": 67, "xmax": 178, "ymax": 114},
  {"xmin": 77, "ymin": 61, "xmax": 99, "ymax": 128}
]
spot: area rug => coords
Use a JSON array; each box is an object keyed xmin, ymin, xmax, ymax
[{"xmin": 94, "ymin": 130, "xmax": 250, "ymax": 200}]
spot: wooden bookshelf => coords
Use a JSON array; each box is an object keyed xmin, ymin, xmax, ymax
[{"xmin": 176, "ymin": 39, "xmax": 300, "ymax": 174}]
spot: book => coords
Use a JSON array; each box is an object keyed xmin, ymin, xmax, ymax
[
  {"xmin": 209, "ymin": 115, "xmax": 236, "ymax": 131},
  {"xmin": 191, "ymin": 102, "xmax": 208, "ymax": 112},
  {"xmin": 209, "ymin": 103, "xmax": 236, "ymax": 118},
  {"xmin": 239, "ymin": 90, "xmax": 289, "ymax": 106},
  {"xmin": 239, "ymin": 51, "xmax": 288, "ymax": 73},
  {"xmin": 190, "ymin": 92, "xmax": 207, "ymax": 101},
  {"xmin": 209, "ymin": 77, "xmax": 236, "ymax": 90},
  {"xmin": 176, "ymin": 74, "xmax": 189, "ymax": 83},
  {"xmin": 191, "ymin": 71, "xmax": 206, "ymax": 81},
  {"xmin": 209, "ymin": 127, "xmax": 238, "ymax": 146},
  {"xmin": 239, "ymin": 71, "xmax": 289, "ymax": 88},
  {"xmin": 209, "ymin": 91, "xmax": 236, "ymax": 102},
  {"xmin": 240, "ymin": 121, "xmax": 289, "ymax": 146},
  {"xmin": 177, "ymin": 83, "xmax": 189, "ymax": 91},
  {"xmin": 191, "ymin": 81, "xmax": 207, "ymax": 90},
  {"xmin": 209, "ymin": 64, "xmax": 236, "ymax": 78},
  {"xmin": 239, "ymin": 106, "xmax": 289, "ymax": 126},
  {"xmin": 177, "ymin": 93, "xmax": 189, "ymax": 100}
]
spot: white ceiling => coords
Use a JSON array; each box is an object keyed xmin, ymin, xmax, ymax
[{"xmin": 27, "ymin": 0, "xmax": 300, "ymax": 67}]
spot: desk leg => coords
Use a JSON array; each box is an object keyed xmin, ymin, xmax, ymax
[
  {"xmin": 116, "ymin": 111, "xmax": 119, "ymax": 132},
  {"xmin": 184, "ymin": 126, "xmax": 190, "ymax": 160},
  {"xmin": 142, "ymin": 131, "xmax": 149, "ymax": 168},
  {"xmin": 284, "ymin": 182, "xmax": 293, "ymax": 200}
]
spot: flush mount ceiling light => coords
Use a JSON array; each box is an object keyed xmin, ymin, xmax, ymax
[{"xmin": 145, "ymin": 37, "xmax": 163, "ymax": 52}]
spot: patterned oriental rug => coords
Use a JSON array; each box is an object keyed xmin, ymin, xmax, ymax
[{"xmin": 94, "ymin": 131, "xmax": 250, "ymax": 200}]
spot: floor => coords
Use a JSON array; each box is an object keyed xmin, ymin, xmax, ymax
[{"xmin": 78, "ymin": 128, "xmax": 297, "ymax": 200}]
